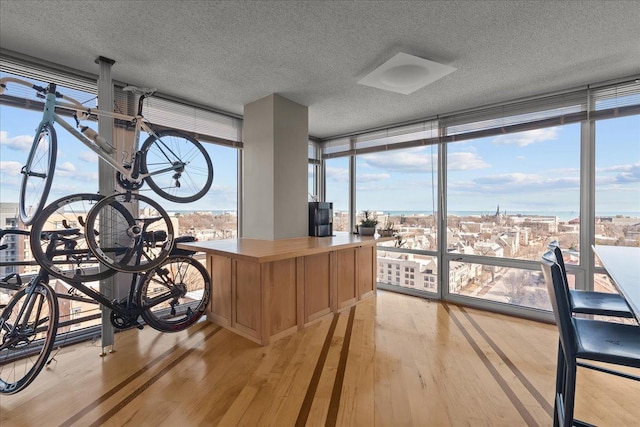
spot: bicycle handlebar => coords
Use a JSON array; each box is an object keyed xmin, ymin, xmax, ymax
[
  {"xmin": 0, "ymin": 76, "xmax": 89, "ymax": 115},
  {"xmin": 0, "ymin": 228, "xmax": 30, "ymax": 240},
  {"xmin": 40, "ymin": 228, "xmax": 82, "ymax": 240}
]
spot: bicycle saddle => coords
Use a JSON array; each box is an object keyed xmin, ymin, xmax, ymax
[{"xmin": 123, "ymin": 85, "xmax": 156, "ymax": 97}]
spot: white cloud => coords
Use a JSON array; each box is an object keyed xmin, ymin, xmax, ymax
[
  {"xmin": 468, "ymin": 172, "xmax": 580, "ymax": 193},
  {"xmin": 56, "ymin": 161, "xmax": 76, "ymax": 176},
  {"xmin": 448, "ymin": 152, "xmax": 490, "ymax": 170},
  {"xmin": 596, "ymin": 163, "xmax": 640, "ymax": 185},
  {"xmin": 0, "ymin": 160, "xmax": 23, "ymax": 176},
  {"xmin": 326, "ymin": 166, "xmax": 349, "ymax": 182},
  {"xmin": 492, "ymin": 127, "xmax": 558, "ymax": 147},
  {"xmin": 356, "ymin": 173, "xmax": 391, "ymax": 183},
  {"xmin": 58, "ymin": 162, "xmax": 76, "ymax": 172},
  {"xmin": 362, "ymin": 148, "xmax": 436, "ymax": 173},
  {"xmin": 0, "ymin": 130, "xmax": 32, "ymax": 151},
  {"xmin": 79, "ymin": 151, "xmax": 99, "ymax": 163}
]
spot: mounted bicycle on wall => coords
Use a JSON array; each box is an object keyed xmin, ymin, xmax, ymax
[
  {"xmin": 0, "ymin": 227, "xmax": 211, "ymax": 394},
  {"xmin": 0, "ymin": 77, "xmax": 214, "ymax": 225},
  {"xmin": 0, "ymin": 77, "xmax": 216, "ymax": 394}
]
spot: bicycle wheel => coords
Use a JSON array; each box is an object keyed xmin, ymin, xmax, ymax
[
  {"xmin": 85, "ymin": 192, "xmax": 174, "ymax": 273},
  {"xmin": 0, "ymin": 282, "xmax": 59, "ymax": 394},
  {"xmin": 141, "ymin": 130, "xmax": 213, "ymax": 203},
  {"xmin": 19, "ymin": 122, "xmax": 57, "ymax": 225},
  {"xmin": 138, "ymin": 256, "xmax": 210, "ymax": 332},
  {"xmin": 30, "ymin": 193, "xmax": 124, "ymax": 282}
]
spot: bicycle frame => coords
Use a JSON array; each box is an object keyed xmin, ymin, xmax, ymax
[
  {"xmin": 1, "ymin": 77, "xmax": 182, "ymax": 186},
  {"xmin": 1, "ymin": 228, "xmax": 185, "ymax": 329}
]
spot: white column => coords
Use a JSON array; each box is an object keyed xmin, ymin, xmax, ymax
[{"xmin": 242, "ymin": 94, "xmax": 308, "ymax": 240}]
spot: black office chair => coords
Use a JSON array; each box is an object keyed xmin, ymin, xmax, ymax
[
  {"xmin": 548, "ymin": 241, "xmax": 634, "ymax": 319},
  {"xmin": 541, "ymin": 250, "xmax": 640, "ymax": 427}
]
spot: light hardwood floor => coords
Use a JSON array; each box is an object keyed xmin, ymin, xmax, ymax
[{"xmin": 1, "ymin": 290, "xmax": 638, "ymax": 426}]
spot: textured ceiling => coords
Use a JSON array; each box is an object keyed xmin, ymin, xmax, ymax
[{"xmin": 1, "ymin": 1, "xmax": 639, "ymax": 139}]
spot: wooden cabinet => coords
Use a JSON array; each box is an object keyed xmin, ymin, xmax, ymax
[{"xmin": 189, "ymin": 234, "xmax": 391, "ymax": 345}]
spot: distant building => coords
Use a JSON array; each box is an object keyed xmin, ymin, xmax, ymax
[
  {"xmin": 0, "ymin": 202, "xmax": 27, "ymax": 277},
  {"xmin": 377, "ymin": 251, "xmax": 438, "ymax": 291}
]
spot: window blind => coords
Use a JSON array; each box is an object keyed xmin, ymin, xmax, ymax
[
  {"xmin": 1, "ymin": 50, "xmax": 243, "ymax": 149},
  {"xmin": 590, "ymin": 79, "xmax": 640, "ymax": 119},
  {"xmin": 0, "ymin": 52, "xmax": 97, "ymax": 94},
  {"xmin": 323, "ymin": 119, "xmax": 439, "ymax": 159},
  {"xmin": 143, "ymin": 96, "xmax": 243, "ymax": 147},
  {"xmin": 321, "ymin": 75, "xmax": 639, "ymax": 158}
]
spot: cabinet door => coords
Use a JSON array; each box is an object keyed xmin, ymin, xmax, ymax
[
  {"xmin": 304, "ymin": 252, "xmax": 332, "ymax": 322},
  {"xmin": 357, "ymin": 245, "xmax": 375, "ymax": 298},
  {"xmin": 209, "ymin": 255, "xmax": 232, "ymax": 325},
  {"xmin": 234, "ymin": 259, "xmax": 261, "ymax": 338},
  {"xmin": 336, "ymin": 248, "xmax": 357, "ymax": 309},
  {"xmin": 265, "ymin": 258, "xmax": 298, "ymax": 335}
]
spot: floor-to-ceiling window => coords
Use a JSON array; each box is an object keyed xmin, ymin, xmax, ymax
[
  {"xmin": 355, "ymin": 146, "xmax": 439, "ymax": 294},
  {"xmin": 593, "ymin": 114, "xmax": 640, "ymax": 294},
  {"xmin": 320, "ymin": 77, "xmax": 639, "ymax": 321},
  {"xmin": 0, "ymin": 58, "xmax": 242, "ymax": 335},
  {"xmin": 446, "ymin": 123, "xmax": 580, "ymax": 310}
]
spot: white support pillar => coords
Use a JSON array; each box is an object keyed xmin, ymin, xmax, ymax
[
  {"xmin": 96, "ymin": 56, "xmax": 116, "ymax": 355},
  {"xmin": 242, "ymin": 94, "xmax": 308, "ymax": 240}
]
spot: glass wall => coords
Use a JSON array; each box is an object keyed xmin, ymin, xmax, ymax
[
  {"xmin": 354, "ymin": 146, "xmax": 439, "ymax": 294},
  {"xmin": 0, "ymin": 66, "xmax": 240, "ymax": 334},
  {"xmin": 447, "ymin": 124, "xmax": 581, "ymax": 261},
  {"xmin": 321, "ymin": 77, "xmax": 639, "ymax": 320},
  {"xmin": 445, "ymin": 124, "xmax": 580, "ymax": 310},
  {"xmin": 325, "ymin": 157, "xmax": 350, "ymax": 231},
  {"xmin": 594, "ymin": 115, "xmax": 640, "ymax": 249}
]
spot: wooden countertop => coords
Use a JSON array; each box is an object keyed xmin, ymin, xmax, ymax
[{"xmin": 177, "ymin": 232, "xmax": 394, "ymax": 263}]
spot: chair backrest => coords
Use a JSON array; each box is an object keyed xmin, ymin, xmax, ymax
[
  {"xmin": 541, "ymin": 250, "xmax": 577, "ymax": 360},
  {"xmin": 547, "ymin": 241, "xmax": 572, "ymax": 302},
  {"xmin": 547, "ymin": 240, "xmax": 567, "ymax": 277}
]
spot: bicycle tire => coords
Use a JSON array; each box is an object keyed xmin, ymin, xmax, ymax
[
  {"xmin": 19, "ymin": 122, "xmax": 57, "ymax": 225},
  {"xmin": 0, "ymin": 282, "xmax": 59, "ymax": 394},
  {"xmin": 85, "ymin": 192, "xmax": 174, "ymax": 273},
  {"xmin": 30, "ymin": 193, "xmax": 128, "ymax": 282},
  {"xmin": 138, "ymin": 256, "xmax": 210, "ymax": 332},
  {"xmin": 141, "ymin": 130, "xmax": 213, "ymax": 203}
]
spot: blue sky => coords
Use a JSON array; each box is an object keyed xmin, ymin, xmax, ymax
[
  {"xmin": 327, "ymin": 116, "xmax": 640, "ymax": 215},
  {"xmin": 0, "ymin": 75, "xmax": 238, "ymax": 213}
]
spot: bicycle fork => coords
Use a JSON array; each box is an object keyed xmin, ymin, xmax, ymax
[{"xmin": 0, "ymin": 280, "xmax": 50, "ymax": 349}]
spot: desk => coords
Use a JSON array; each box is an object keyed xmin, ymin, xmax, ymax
[
  {"xmin": 179, "ymin": 233, "xmax": 392, "ymax": 345},
  {"xmin": 593, "ymin": 245, "xmax": 640, "ymax": 321}
]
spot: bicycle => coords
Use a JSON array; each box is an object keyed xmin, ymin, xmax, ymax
[
  {"xmin": 29, "ymin": 192, "xmax": 175, "ymax": 275},
  {"xmin": 0, "ymin": 228, "xmax": 211, "ymax": 394},
  {"xmin": 0, "ymin": 77, "xmax": 214, "ymax": 225}
]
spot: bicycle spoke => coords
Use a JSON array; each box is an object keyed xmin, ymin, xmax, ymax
[
  {"xmin": 30, "ymin": 194, "xmax": 116, "ymax": 282},
  {"xmin": 0, "ymin": 284, "xmax": 58, "ymax": 394},
  {"xmin": 85, "ymin": 193, "xmax": 173, "ymax": 273},
  {"xmin": 139, "ymin": 256, "xmax": 210, "ymax": 332},
  {"xmin": 141, "ymin": 130, "xmax": 213, "ymax": 203}
]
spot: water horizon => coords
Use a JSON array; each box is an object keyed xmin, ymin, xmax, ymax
[{"xmin": 169, "ymin": 208, "xmax": 639, "ymax": 223}]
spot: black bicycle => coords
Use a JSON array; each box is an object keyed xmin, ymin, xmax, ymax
[{"xmin": 0, "ymin": 226, "xmax": 211, "ymax": 395}]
